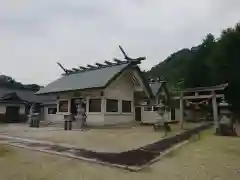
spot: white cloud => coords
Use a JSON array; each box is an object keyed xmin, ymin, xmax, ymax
[{"xmin": 0, "ymin": 0, "xmax": 239, "ymax": 85}]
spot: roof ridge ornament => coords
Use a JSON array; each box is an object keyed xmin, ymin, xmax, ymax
[
  {"xmin": 87, "ymin": 64, "xmax": 98, "ymax": 69},
  {"xmin": 118, "ymin": 45, "xmax": 146, "ymax": 64},
  {"xmin": 104, "ymin": 61, "xmax": 113, "ymax": 65},
  {"xmin": 58, "ymin": 46, "xmax": 146, "ymax": 75},
  {"xmin": 96, "ymin": 63, "xmax": 106, "ymax": 68},
  {"xmin": 57, "ymin": 62, "xmax": 73, "ymax": 74},
  {"xmin": 113, "ymin": 58, "xmax": 127, "ymax": 64}
]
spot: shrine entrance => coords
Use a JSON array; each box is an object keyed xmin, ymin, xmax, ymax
[
  {"xmin": 184, "ymin": 98, "xmax": 213, "ymax": 122},
  {"xmin": 174, "ymin": 83, "xmax": 228, "ymax": 129},
  {"xmin": 70, "ymin": 98, "xmax": 85, "ymax": 116}
]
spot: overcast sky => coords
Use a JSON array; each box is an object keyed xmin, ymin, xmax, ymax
[{"xmin": 0, "ymin": 0, "xmax": 240, "ymax": 85}]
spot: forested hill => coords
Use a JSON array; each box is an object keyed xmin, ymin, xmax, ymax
[
  {"xmin": 0, "ymin": 75, "xmax": 41, "ymax": 91},
  {"xmin": 146, "ymin": 48, "xmax": 193, "ymax": 89},
  {"xmin": 147, "ymin": 23, "xmax": 240, "ymax": 112},
  {"xmin": 147, "ymin": 34, "xmax": 217, "ymax": 90}
]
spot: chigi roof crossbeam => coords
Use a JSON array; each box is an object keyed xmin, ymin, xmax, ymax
[{"xmin": 57, "ymin": 46, "xmax": 146, "ymax": 75}]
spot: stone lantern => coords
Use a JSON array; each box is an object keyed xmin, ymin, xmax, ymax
[
  {"xmin": 74, "ymin": 98, "xmax": 82, "ymax": 116},
  {"xmin": 153, "ymin": 100, "xmax": 171, "ymax": 133},
  {"xmin": 156, "ymin": 100, "xmax": 166, "ymax": 124},
  {"xmin": 28, "ymin": 104, "xmax": 40, "ymax": 128},
  {"xmin": 218, "ymin": 98, "xmax": 236, "ymax": 136},
  {"xmin": 74, "ymin": 98, "xmax": 86, "ymax": 129}
]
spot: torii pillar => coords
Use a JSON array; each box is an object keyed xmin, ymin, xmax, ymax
[
  {"xmin": 180, "ymin": 92, "xmax": 184, "ymax": 129},
  {"xmin": 212, "ymin": 91, "xmax": 220, "ymax": 132}
]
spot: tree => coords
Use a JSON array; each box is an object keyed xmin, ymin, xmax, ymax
[
  {"xmin": 0, "ymin": 75, "xmax": 23, "ymax": 87},
  {"xmin": 146, "ymin": 23, "xmax": 240, "ymax": 115},
  {"xmin": 209, "ymin": 24, "xmax": 240, "ymax": 114},
  {"xmin": 0, "ymin": 74, "xmax": 40, "ymax": 90},
  {"xmin": 184, "ymin": 34, "xmax": 216, "ymax": 88}
]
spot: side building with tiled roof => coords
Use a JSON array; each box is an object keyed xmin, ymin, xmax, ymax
[{"xmin": 0, "ymin": 86, "xmax": 56, "ymax": 122}]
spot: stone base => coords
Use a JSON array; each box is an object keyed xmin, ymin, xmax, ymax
[{"xmin": 215, "ymin": 125, "xmax": 237, "ymax": 136}]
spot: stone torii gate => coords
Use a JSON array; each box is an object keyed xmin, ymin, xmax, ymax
[{"xmin": 174, "ymin": 83, "xmax": 228, "ymax": 129}]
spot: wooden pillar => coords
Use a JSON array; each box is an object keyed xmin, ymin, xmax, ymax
[
  {"xmin": 156, "ymin": 95, "xmax": 159, "ymax": 105},
  {"xmin": 68, "ymin": 99, "xmax": 71, "ymax": 114},
  {"xmin": 212, "ymin": 92, "xmax": 219, "ymax": 130},
  {"xmin": 101, "ymin": 97, "xmax": 106, "ymax": 113},
  {"xmin": 180, "ymin": 92, "xmax": 184, "ymax": 129},
  {"xmin": 57, "ymin": 100, "xmax": 59, "ymax": 113},
  {"xmin": 85, "ymin": 96, "xmax": 89, "ymax": 113}
]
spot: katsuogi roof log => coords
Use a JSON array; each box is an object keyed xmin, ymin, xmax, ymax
[
  {"xmin": 113, "ymin": 58, "xmax": 126, "ymax": 64},
  {"xmin": 96, "ymin": 63, "xmax": 105, "ymax": 67},
  {"xmin": 72, "ymin": 68, "xmax": 80, "ymax": 72},
  {"xmin": 104, "ymin": 61, "xmax": 113, "ymax": 65},
  {"xmin": 87, "ymin": 64, "xmax": 97, "ymax": 69},
  {"xmin": 79, "ymin": 66, "xmax": 87, "ymax": 70}
]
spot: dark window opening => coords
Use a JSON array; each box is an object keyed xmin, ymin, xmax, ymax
[
  {"xmin": 144, "ymin": 106, "xmax": 152, "ymax": 111},
  {"xmin": 48, "ymin": 108, "xmax": 57, "ymax": 114},
  {"xmin": 89, "ymin": 99, "xmax": 101, "ymax": 112},
  {"xmin": 171, "ymin": 108, "xmax": 175, "ymax": 120},
  {"xmin": 5, "ymin": 106, "xmax": 20, "ymax": 122},
  {"xmin": 71, "ymin": 98, "xmax": 85, "ymax": 115},
  {"xmin": 122, "ymin": 100, "xmax": 132, "ymax": 113},
  {"xmin": 58, "ymin": 101, "xmax": 68, "ymax": 112},
  {"xmin": 106, "ymin": 99, "xmax": 118, "ymax": 112}
]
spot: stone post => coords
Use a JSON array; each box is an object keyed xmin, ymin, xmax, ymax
[
  {"xmin": 180, "ymin": 92, "xmax": 184, "ymax": 129},
  {"xmin": 212, "ymin": 91, "xmax": 219, "ymax": 133}
]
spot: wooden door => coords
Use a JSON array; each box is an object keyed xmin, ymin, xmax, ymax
[
  {"xmin": 171, "ymin": 108, "xmax": 175, "ymax": 120},
  {"xmin": 135, "ymin": 107, "xmax": 142, "ymax": 121},
  {"xmin": 5, "ymin": 106, "xmax": 20, "ymax": 122}
]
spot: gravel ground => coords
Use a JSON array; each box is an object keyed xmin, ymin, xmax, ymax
[
  {"xmin": 0, "ymin": 129, "xmax": 239, "ymax": 180},
  {"xmin": 0, "ymin": 123, "xmax": 201, "ymax": 152}
]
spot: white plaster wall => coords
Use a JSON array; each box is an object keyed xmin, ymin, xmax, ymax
[
  {"xmin": 174, "ymin": 108, "xmax": 181, "ymax": 121},
  {"xmin": 104, "ymin": 114, "xmax": 134, "ymax": 125},
  {"xmin": 51, "ymin": 71, "xmax": 136, "ymax": 126},
  {"xmin": 0, "ymin": 105, "xmax": 6, "ymax": 113},
  {"xmin": 103, "ymin": 72, "xmax": 135, "ymax": 124},
  {"xmin": 142, "ymin": 110, "xmax": 160, "ymax": 124},
  {"xmin": 86, "ymin": 113, "xmax": 104, "ymax": 126},
  {"xmin": 164, "ymin": 111, "xmax": 170, "ymax": 121},
  {"xmin": 104, "ymin": 72, "xmax": 133, "ymax": 101},
  {"xmin": 19, "ymin": 105, "xmax": 25, "ymax": 114},
  {"xmin": 142, "ymin": 110, "xmax": 171, "ymax": 124},
  {"xmin": 0, "ymin": 104, "xmax": 25, "ymax": 114},
  {"xmin": 44, "ymin": 114, "xmax": 64, "ymax": 122},
  {"xmin": 58, "ymin": 90, "xmax": 102, "ymax": 99},
  {"xmin": 43, "ymin": 106, "xmax": 64, "ymax": 122}
]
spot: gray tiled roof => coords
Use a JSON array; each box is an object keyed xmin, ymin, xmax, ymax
[
  {"xmin": 149, "ymin": 82, "xmax": 162, "ymax": 96},
  {"xmin": 0, "ymin": 87, "xmax": 56, "ymax": 103},
  {"xmin": 36, "ymin": 63, "xmax": 129, "ymax": 94}
]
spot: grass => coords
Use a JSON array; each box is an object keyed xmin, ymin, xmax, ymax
[{"xmin": 0, "ymin": 128, "xmax": 240, "ymax": 180}]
